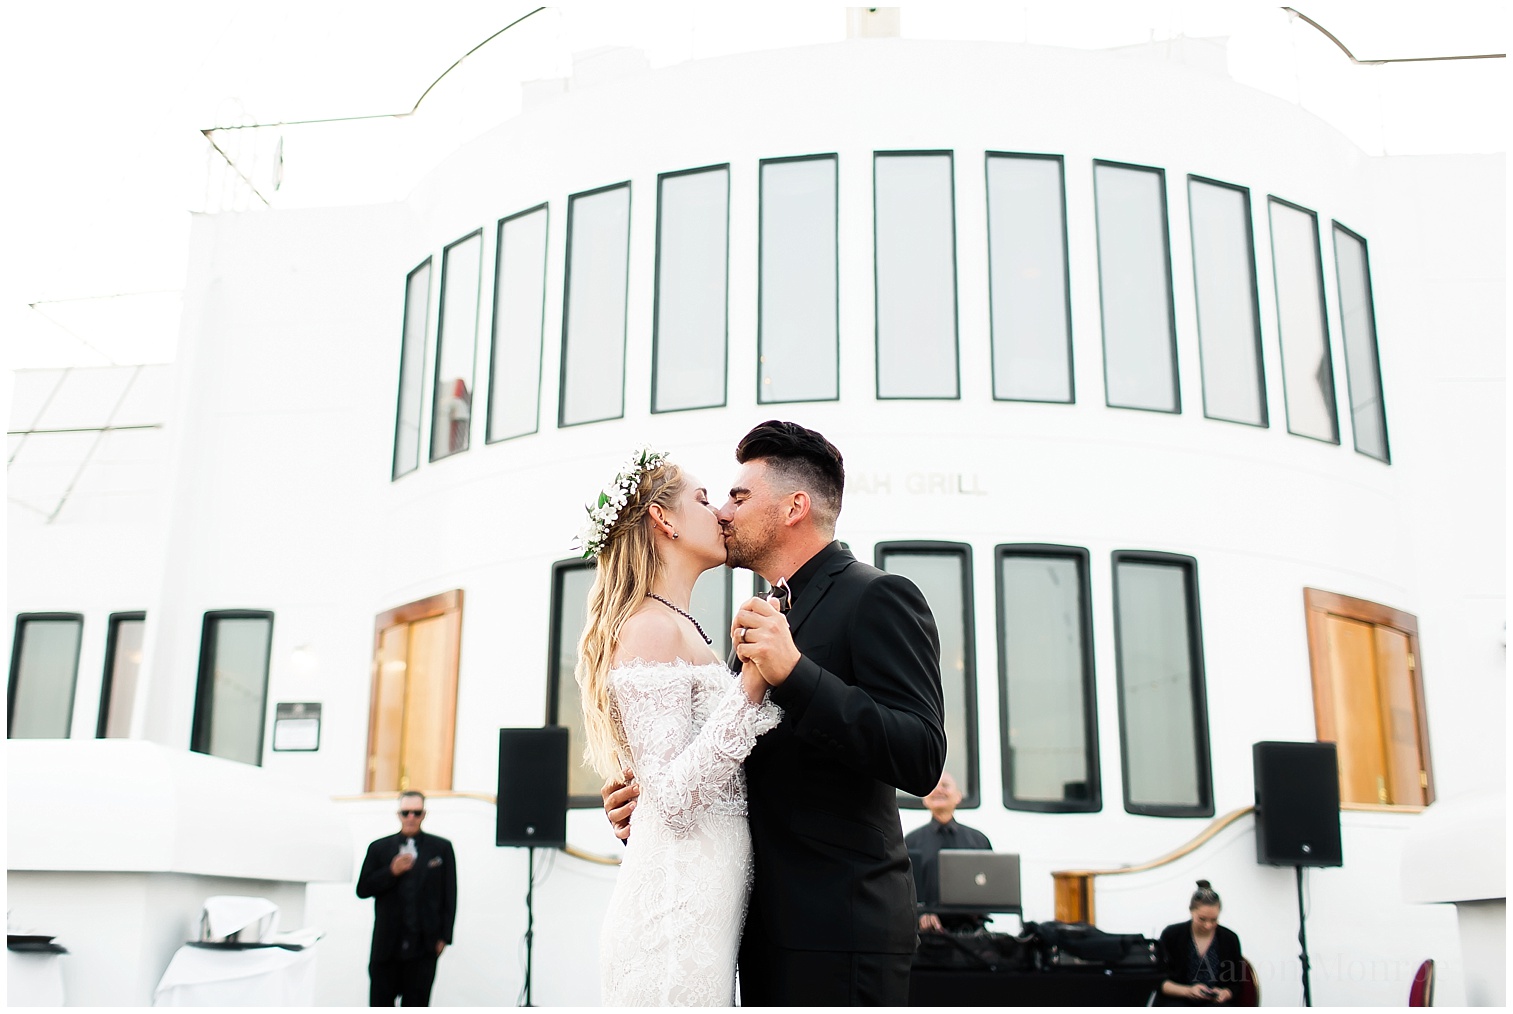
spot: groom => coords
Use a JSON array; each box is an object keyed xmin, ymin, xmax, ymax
[{"xmin": 605, "ymin": 420, "xmax": 946, "ymax": 1004}]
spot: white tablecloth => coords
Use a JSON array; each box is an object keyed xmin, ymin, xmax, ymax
[
  {"xmin": 153, "ymin": 943, "xmax": 317, "ymax": 1006},
  {"xmin": 8, "ymin": 950, "xmax": 66, "ymax": 1006}
]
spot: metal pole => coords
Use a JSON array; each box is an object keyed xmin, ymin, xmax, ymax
[
  {"xmin": 524, "ymin": 847, "xmax": 535, "ymax": 1007},
  {"xmin": 1295, "ymin": 865, "xmax": 1312, "ymax": 1006}
]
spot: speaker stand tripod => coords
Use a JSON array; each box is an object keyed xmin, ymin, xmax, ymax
[
  {"xmin": 522, "ymin": 847, "xmax": 537, "ymax": 1007},
  {"xmin": 1294, "ymin": 865, "xmax": 1312, "ymax": 1006}
]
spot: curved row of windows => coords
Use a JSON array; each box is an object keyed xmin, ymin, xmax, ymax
[
  {"xmin": 6, "ymin": 610, "xmax": 273, "ymax": 766},
  {"xmin": 393, "ymin": 150, "xmax": 1390, "ymax": 480},
  {"xmin": 547, "ymin": 545, "xmax": 1215, "ymax": 818}
]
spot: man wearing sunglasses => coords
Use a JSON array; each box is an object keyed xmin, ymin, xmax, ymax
[{"xmin": 357, "ymin": 791, "xmax": 457, "ymax": 1006}]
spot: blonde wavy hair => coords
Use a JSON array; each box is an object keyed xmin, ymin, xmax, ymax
[{"xmin": 575, "ymin": 459, "xmax": 688, "ymax": 778}]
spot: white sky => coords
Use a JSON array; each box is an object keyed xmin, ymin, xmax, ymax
[{"xmin": 1, "ymin": 1, "xmax": 1505, "ymax": 371}]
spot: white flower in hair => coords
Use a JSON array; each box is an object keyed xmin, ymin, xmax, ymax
[{"xmin": 572, "ymin": 445, "xmax": 671, "ymax": 559}]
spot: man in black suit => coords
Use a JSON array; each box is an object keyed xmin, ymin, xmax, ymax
[
  {"xmin": 606, "ymin": 420, "xmax": 946, "ymax": 1004},
  {"xmin": 905, "ymin": 771, "xmax": 994, "ymax": 934},
  {"xmin": 357, "ymin": 791, "xmax": 457, "ymax": 1007}
]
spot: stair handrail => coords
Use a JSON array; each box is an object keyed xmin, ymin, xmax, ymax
[{"xmin": 1050, "ymin": 805, "xmax": 1255, "ymax": 923}]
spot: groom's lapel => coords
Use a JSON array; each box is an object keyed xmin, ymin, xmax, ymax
[{"xmin": 786, "ymin": 551, "xmax": 853, "ymax": 638}]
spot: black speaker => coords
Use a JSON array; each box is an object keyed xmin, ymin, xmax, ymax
[
  {"xmin": 497, "ymin": 726, "xmax": 569, "ymax": 848},
  {"xmin": 1253, "ymin": 741, "xmax": 1343, "ymax": 867}
]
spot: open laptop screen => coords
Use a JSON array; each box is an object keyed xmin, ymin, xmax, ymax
[{"xmin": 936, "ymin": 850, "xmax": 1022, "ymax": 914}]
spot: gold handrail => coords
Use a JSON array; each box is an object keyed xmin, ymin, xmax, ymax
[
  {"xmin": 330, "ymin": 790, "xmax": 624, "ymax": 867},
  {"xmin": 1051, "ymin": 806, "xmax": 1254, "ymax": 923}
]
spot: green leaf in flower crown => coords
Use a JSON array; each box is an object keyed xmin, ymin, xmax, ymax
[{"xmin": 597, "ymin": 492, "xmax": 608, "ymax": 508}]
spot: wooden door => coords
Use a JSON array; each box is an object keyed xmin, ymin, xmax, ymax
[
  {"xmin": 365, "ymin": 591, "xmax": 463, "ymax": 793},
  {"xmin": 1305, "ymin": 589, "xmax": 1432, "ymax": 806}
]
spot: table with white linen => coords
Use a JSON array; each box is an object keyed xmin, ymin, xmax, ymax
[{"xmin": 153, "ymin": 943, "xmax": 317, "ymax": 1006}]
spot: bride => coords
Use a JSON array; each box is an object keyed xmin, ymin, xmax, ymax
[{"xmin": 574, "ymin": 447, "xmax": 783, "ymax": 1006}]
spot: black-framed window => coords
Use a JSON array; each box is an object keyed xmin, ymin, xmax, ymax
[
  {"xmin": 1111, "ymin": 553, "xmax": 1213, "ymax": 817},
  {"xmin": 97, "ymin": 611, "xmax": 146, "ymax": 738},
  {"xmin": 1188, "ymin": 176, "xmax": 1267, "ymax": 427},
  {"xmin": 759, "ymin": 154, "xmax": 839, "ymax": 404},
  {"xmin": 8, "ymin": 613, "xmax": 83, "ymax": 739},
  {"xmin": 876, "ymin": 542, "xmax": 977, "ymax": 807},
  {"xmin": 431, "ymin": 230, "xmax": 483, "ymax": 461},
  {"xmin": 1268, "ymin": 197, "xmax": 1340, "ymax": 443},
  {"xmin": 487, "ymin": 204, "xmax": 549, "ymax": 443},
  {"xmin": 986, "ymin": 152, "xmax": 1074, "ymax": 403},
  {"xmin": 1093, "ymin": 160, "xmax": 1180, "ymax": 413},
  {"xmin": 560, "ymin": 182, "xmax": 631, "ymax": 427},
  {"xmin": 547, "ymin": 560, "xmax": 733, "ymax": 807},
  {"xmin": 190, "ymin": 610, "xmax": 274, "ymax": 766},
  {"xmin": 1332, "ymin": 222, "xmax": 1390, "ymax": 462},
  {"xmin": 392, "ymin": 258, "xmax": 432, "ymax": 479},
  {"xmin": 874, "ymin": 151, "xmax": 960, "ymax": 399},
  {"xmin": 996, "ymin": 546, "xmax": 1099, "ymax": 812},
  {"xmin": 653, "ymin": 164, "xmax": 729, "ymax": 413}
]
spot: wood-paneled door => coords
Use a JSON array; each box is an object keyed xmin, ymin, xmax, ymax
[
  {"xmin": 1304, "ymin": 588, "xmax": 1433, "ymax": 806},
  {"xmin": 366, "ymin": 591, "xmax": 463, "ymax": 793}
]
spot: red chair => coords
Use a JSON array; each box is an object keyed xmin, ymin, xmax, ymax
[
  {"xmin": 1408, "ymin": 959, "xmax": 1435, "ymax": 1006},
  {"xmin": 1233, "ymin": 957, "xmax": 1260, "ymax": 1007}
]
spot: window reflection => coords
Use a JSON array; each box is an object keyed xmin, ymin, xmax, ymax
[
  {"xmin": 998, "ymin": 550, "xmax": 1098, "ymax": 811},
  {"xmin": 874, "ymin": 153, "xmax": 959, "ymax": 399},
  {"xmin": 8, "ymin": 614, "xmax": 83, "ymax": 739},
  {"xmin": 878, "ymin": 544, "xmax": 976, "ymax": 805},
  {"xmin": 488, "ymin": 206, "xmax": 549, "ymax": 443},
  {"xmin": 192, "ymin": 612, "xmax": 273, "ymax": 766},
  {"xmin": 1113, "ymin": 556, "xmax": 1212, "ymax": 816},
  {"xmin": 1094, "ymin": 162, "xmax": 1179, "ymax": 412},
  {"xmin": 1269, "ymin": 198, "xmax": 1339, "ymax": 443},
  {"xmin": 1332, "ymin": 224, "xmax": 1389, "ymax": 462},
  {"xmin": 392, "ymin": 259, "xmax": 431, "ymax": 479},
  {"xmin": 1189, "ymin": 178, "xmax": 1266, "ymax": 426},
  {"xmin": 760, "ymin": 156, "xmax": 838, "ymax": 403},
  {"xmin": 98, "ymin": 612, "xmax": 145, "ymax": 738},
  {"xmin": 561, "ymin": 183, "xmax": 631, "ymax": 427},
  {"xmin": 654, "ymin": 166, "xmax": 729, "ymax": 413},
  {"xmin": 432, "ymin": 232, "xmax": 482, "ymax": 461},
  {"xmin": 986, "ymin": 154, "xmax": 1073, "ymax": 403}
]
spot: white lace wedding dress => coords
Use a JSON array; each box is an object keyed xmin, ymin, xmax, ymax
[{"xmin": 599, "ymin": 659, "xmax": 783, "ymax": 1006}]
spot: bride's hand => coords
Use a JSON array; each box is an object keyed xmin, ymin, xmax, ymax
[{"xmin": 740, "ymin": 662, "xmax": 768, "ymax": 704}]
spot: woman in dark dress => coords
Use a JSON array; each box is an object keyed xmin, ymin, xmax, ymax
[{"xmin": 1156, "ymin": 880, "xmax": 1245, "ymax": 1006}]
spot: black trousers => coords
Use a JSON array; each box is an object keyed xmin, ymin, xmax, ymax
[
  {"xmin": 369, "ymin": 954, "xmax": 438, "ymax": 1007},
  {"xmin": 738, "ymin": 932, "xmax": 912, "ymax": 1006}
]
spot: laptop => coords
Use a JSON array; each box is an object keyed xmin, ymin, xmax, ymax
[{"xmin": 936, "ymin": 850, "xmax": 1022, "ymax": 915}]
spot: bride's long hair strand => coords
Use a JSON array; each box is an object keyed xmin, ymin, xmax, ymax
[{"xmin": 575, "ymin": 460, "xmax": 687, "ymax": 778}]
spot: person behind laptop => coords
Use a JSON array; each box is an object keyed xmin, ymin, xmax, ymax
[{"xmin": 904, "ymin": 772, "xmax": 992, "ymax": 933}]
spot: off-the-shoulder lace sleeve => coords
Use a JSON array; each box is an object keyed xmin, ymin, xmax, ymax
[{"xmin": 610, "ymin": 662, "xmax": 782, "ymax": 836}]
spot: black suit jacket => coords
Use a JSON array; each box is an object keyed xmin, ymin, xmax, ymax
[
  {"xmin": 743, "ymin": 542, "xmax": 947, "ymax": 955},
  {"xmin": 356, "ymin": 830, "xmax": 457, "ymax": 963}
]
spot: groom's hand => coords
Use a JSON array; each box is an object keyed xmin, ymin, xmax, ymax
[
  {"xmin": 732, "ymin": 596, "xmax": 801, "ymax": 686},
  {"xmin": 601, "ymin": 766, "xmax": 639, "ymax": 841}
]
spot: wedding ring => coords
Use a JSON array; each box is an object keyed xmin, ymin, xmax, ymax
[{"xmin": 736, "ymin": 627, "xmax": 746, "ymax": 643}]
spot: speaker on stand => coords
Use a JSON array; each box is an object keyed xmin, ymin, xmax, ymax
[
  {"xmin": 498, "ymin": 727, "xmax": 569, "ymax": 1007},
  {"xmin": 1253, "ymin": 741, "xmax": 1343, "ymax": 1007}
]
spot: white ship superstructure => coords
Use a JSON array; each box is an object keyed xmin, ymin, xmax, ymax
[{"xmin": 7, "ymin": 17, "xmax": 1504, "ymax": 1007}]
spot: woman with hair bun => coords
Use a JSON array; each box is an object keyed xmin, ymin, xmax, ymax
[{"xmin": 1156, "ymin": 880, "xmax": 1247, "ymax": 1005}]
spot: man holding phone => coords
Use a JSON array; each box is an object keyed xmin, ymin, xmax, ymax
[{"xmin": 357, "ymin": 791, "xmax": 457, "ymax": 1006}]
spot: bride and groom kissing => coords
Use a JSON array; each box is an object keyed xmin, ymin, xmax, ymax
[{"xmin": 574, "ymin": 420, "xmax": 946, "ymax": 1005}]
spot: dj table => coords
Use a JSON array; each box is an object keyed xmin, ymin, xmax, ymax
[{"xmin": 910, "ymin": 965, "xmax": 1164, "ymax": 1006}]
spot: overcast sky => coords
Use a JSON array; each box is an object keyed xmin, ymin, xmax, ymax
[{"xmin": 2, "ymin": 1, "xmax": 1505, "ymax": 372}]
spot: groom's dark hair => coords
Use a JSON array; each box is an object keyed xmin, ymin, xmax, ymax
[{"xmin": 736, "ymin": 421, "xmax": 845, "ymax": 528}]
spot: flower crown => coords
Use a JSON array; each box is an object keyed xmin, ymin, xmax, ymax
[{"xmin": 574, "ymin": 445, "xmax": 671, "ymax": 559}]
